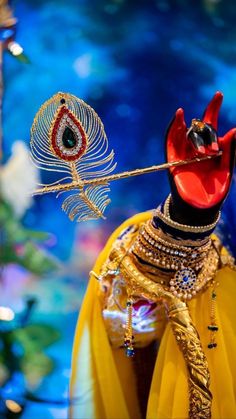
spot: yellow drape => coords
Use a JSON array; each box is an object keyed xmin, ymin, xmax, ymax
[{"xmin": 70, "ymin": 212, "xmax": 236, "ymax": 419}]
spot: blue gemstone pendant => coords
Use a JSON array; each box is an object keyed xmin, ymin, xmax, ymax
[
  {"xmin": 126, "ymin": 347, "xmax": 135, "ymax": 357},
  {"xmin": 170, "ymin": 267, "xmax": 197, "ymax": 300}
]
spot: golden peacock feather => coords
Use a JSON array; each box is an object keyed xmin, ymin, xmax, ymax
[{"xmin": 30, "ymin": 92, "xmax": 116, "ymax": 221}]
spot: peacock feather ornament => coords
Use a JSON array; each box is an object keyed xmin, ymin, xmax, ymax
[
  {"xmin": 30, "ymin": 92, "xmax": 116, "ymax": 222},
  {"xmin": 31, "ymin": 92, "xmax": 222, "ymax": 222}
]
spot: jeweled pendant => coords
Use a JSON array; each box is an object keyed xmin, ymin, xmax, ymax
[
  {"xmin": 170, "ymin": 267, "xmax": 197, "ymax": 299},
  {"xmin": 50, "ymin": 105, "xmax": 87, "ymax": 161},
  {"xmin": 124, "ymin": 298, "xmax": 135, "ymax": 357},
  {"xmin": 126, "ymin": 346, "xmax": 135, "ymax": 357}
]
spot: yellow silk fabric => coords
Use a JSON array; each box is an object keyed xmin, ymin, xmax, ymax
[{"xmin": 70, "ymin": 212, "xmax": 236, "ymax": 419}]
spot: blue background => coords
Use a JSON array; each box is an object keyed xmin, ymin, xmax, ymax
[{"xmin": 2, "ymin": 0, "xmax": 236, "ymax": 417}]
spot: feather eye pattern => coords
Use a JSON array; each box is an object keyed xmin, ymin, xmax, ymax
[{"xmin": 30, "ymin": 92, "xmax": 116, "ymax": 221}]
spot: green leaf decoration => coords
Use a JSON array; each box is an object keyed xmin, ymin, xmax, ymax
[
  {"xmin": 0, "ymin": 198, "xmax": 58, "ymax": 274},
  {"xmin": 9, "ymin": 324, "xmax": 61, "ymax": 385},
  {"xmin": 0, "ymin": 363, "xmax": 9, "ymax": 387},
  {"xmin": 12, "ymin": 324, "xmax": 60, "ymax": 352},
  {"xmin": 20, "ymin": 352, "xmax": 54, "ymax": 386}
]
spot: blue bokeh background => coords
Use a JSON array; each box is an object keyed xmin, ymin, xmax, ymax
[{"xmin": 2, "ymin": 0, "xmax": 236, "ymax": 417}]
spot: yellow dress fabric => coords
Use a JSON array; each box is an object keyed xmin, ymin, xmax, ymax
[{"xmin": 70, "ymin": 211, "xmax": 236, "ymax": 419}]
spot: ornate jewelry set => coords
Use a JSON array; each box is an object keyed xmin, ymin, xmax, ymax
[
  {"xmin": 130, "ymin": 193, "xmax": 220, "ymax": 297},
  {"xmin": 131, "ymin": 218, "xmax": 219, "ymax": 301}
]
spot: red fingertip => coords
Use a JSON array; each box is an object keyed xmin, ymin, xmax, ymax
[
  {"xmin": 203, "ymin": 91, "xmax": 223, "ymax": 130},
  {"xmin": 175, "ymin": 108, "xmax": 184, "ymax": 121},
  {"xmin": 214, "ymin": 91, "xmax": 223, "ymax": 100},
  {"xmin": 175, "ymin": 108, "xmax": 186, "ymax": 125}
]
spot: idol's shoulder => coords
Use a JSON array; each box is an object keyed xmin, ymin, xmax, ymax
[{"xmin": 102, "ymin": 210, "xmax": 153, "ymax": 250}]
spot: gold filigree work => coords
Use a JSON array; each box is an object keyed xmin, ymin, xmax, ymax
[
  {"xmin": 131, "ymin": 219, "xmax": 220, "ymax": 300},
  {"xmin": 109, "ymin": 245, "xmax": 212, "ymax": 419}
]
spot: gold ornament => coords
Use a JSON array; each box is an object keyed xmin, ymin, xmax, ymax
[
  {"xmin": 131, "ymin": 218, "xmax": 219, "ymax": 300},
  {"xmin": 30, "ymin": 92, "xmax": 116, "ymax": 222},
  {"xmin": 157, "ymin": 195, "xmax": 221, "ymax": 233},
  {"xmin": 109, "ymin": 245, "xmax": 212, "ymax": 419}
]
